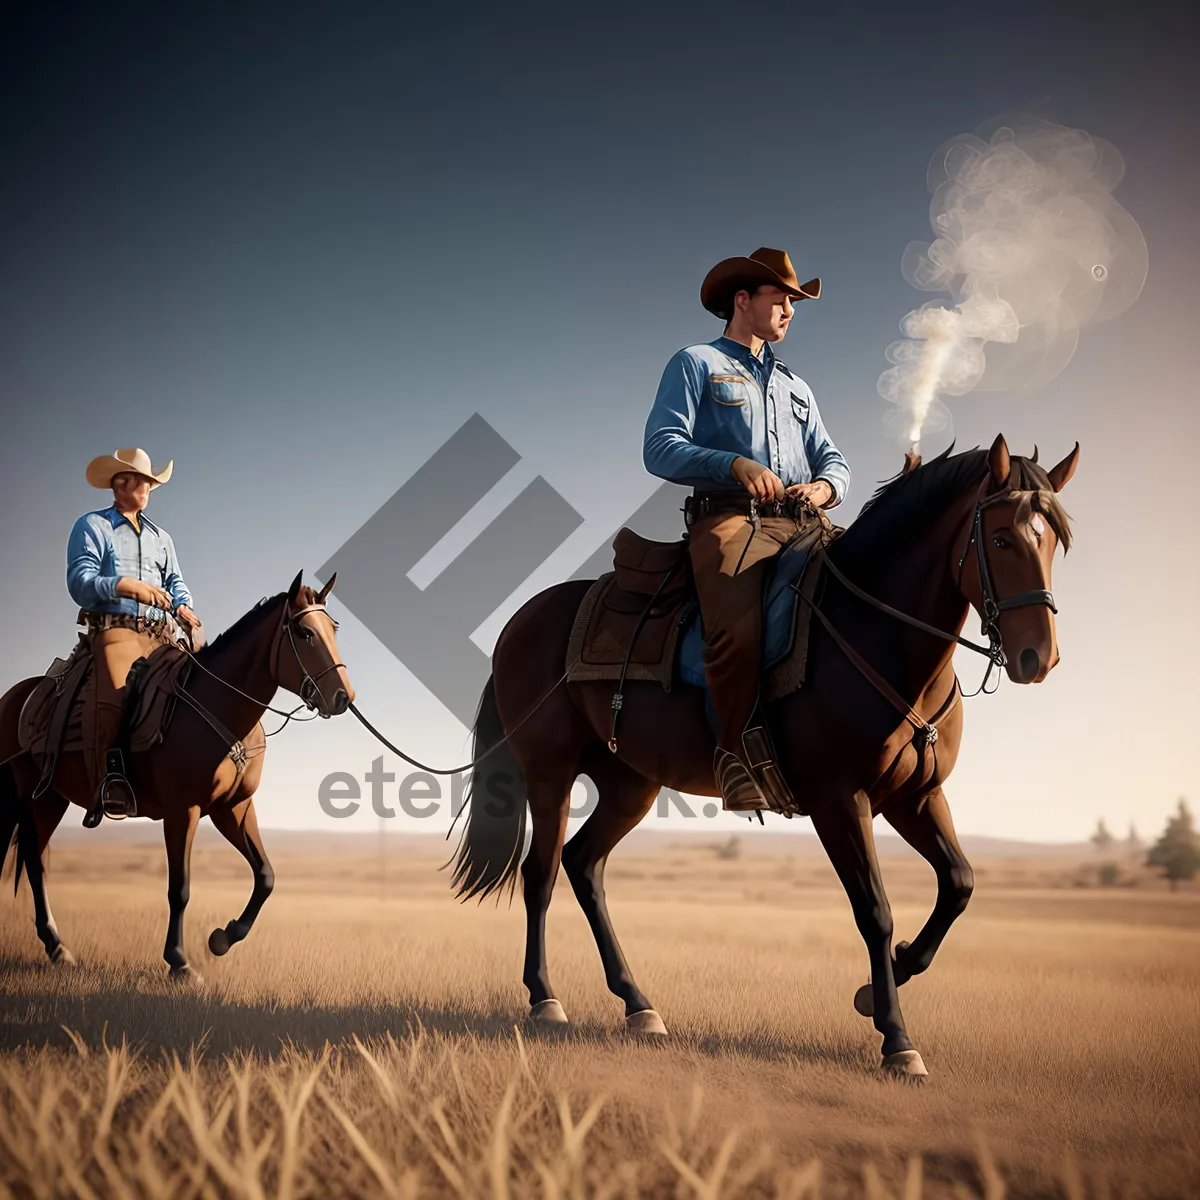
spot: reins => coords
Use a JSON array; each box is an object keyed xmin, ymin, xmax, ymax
[
  {"xmin": 346, "ymin": 671, "xmax": 570, "ymax": 776},
  {"xmin": 795, "ymin": 484, "xmax": 1058, "ymax": 744}
]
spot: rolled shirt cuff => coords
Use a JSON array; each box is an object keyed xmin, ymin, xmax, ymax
[{"xmin": 91, "ymin": 573, "xmax": 121, "ymax": 603}]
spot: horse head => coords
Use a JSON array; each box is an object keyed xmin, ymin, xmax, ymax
[
  {"xmin": 280, "ymin": 570, "xmax": 356, "ymax": 716},
  {"xmin": 958, "ymin": 434, "xmax": 1079, "ymax": 685}
]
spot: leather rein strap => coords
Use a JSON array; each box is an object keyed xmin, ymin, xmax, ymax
[{"xmin": 795, "ymin": 486, "xmax": 1058, "ymax": 744}]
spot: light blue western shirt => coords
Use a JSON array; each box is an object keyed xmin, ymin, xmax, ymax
[
  {"xmin": 66, "ymin": 505, "xmax": 193, "ymax": 619},
  {"xmin": 642, "ymin": 335, "xmax": 851, "ymax": 504}
]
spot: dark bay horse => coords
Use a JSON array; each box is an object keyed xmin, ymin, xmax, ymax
[
  {"xmin": 451, "ymin": 435, "xmax": 1078, "ymax": 1076},
  {"xmin": 0, "ymin": 571, "xmax": 353, "ymax": 981}
]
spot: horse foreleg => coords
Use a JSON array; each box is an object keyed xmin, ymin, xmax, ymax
[
  {"xmin": 813, "ymin": 788, "xmax": 926, "ymax": 1076},
  {"xmin": 206, "ymin": 798, "xmax": 274, "ymax": 957},
  {"xmin": 15, "ymin": 790, "xmax": 73, "ymax": 965},
  {"xmin": 162, "ymin": 803, "xmax": 202, "ymax": 982},
  {"xmin": 522, "ymin": 778, "xmax": 571, "ymax": 1026},
  {"xmin": 562, "ymin": 763, "xmax": 665, "ymax": 1035},
  {"xmin": 880, "ymin": 786, "xmax": 974, "ymax": 988}
]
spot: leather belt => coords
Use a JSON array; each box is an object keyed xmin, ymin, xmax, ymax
[
  {"xmin": 79, "ymin": 610, "xmax": 176, "ymax": 637},
  {"xmin": 684, "ymin": 491, "xmax": 818, "ymax": 527}
]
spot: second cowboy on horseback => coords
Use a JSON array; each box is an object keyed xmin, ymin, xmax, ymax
[
  {"xmin": 66, "ymin": 448, "xmax": 204, "ymax": 824},
  {"xmin": 643, "ymin": 247, "xmax": 851, "ymax": 813}
]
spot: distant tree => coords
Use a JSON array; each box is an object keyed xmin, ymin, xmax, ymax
[
  {"xmin": 1124, "ymin": 821, "xmax": 1143, "ymax": 853},
  {"xmin": 715, "ymin": 835, "xmax": 742, "ymax": 861},
  {"xmin": 1090, "ymin": 818, "xmax": 1115, "ymax": 854},
  {"xmin": 1146, "ymin": 799, "xmax": 1200, "ymax": 891},
  {"xmin": 1097, "ymin": 862, "xmax": 1120, "ymax": 887}
]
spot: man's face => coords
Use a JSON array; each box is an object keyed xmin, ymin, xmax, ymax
[
  {"xmin": 741, "ymin": 285, "xmax": 796, "ymax": 342},
  {"xmin": 112, "ymin": 472, "xmax": 153, "ymax": 512}
]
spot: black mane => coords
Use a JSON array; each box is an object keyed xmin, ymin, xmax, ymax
[
  {"xmin": 831, "ymin": 444, "xmax": 1071, "ymax": 571},
  {"xmin": 196, "ymin": 592, "xmax": 285, "ymax": 661}
]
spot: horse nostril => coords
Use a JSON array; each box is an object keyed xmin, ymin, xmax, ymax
[{"xmin": 1019, "ymin": 648, "xmax": 1041, "ymax": 681}]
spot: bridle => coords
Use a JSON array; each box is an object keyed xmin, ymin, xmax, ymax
[
  {"xmin": 275, "ymin": 602, "xmax": 348, "ymax": 716},
  {"xmin": 181, "ymin": 597, "xmax": 348, "ymax": 728},
  {"xmin": 799, "ymin": 481, "xmax": 1059, "ymax": 747},
  {"xmin": 955, "ymin": 488, "xmax": 1057, "ymax": 657}
]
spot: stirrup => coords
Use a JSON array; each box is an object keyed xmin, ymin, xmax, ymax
[
  {"xmin": 713, "ymin": 747, "xmax": 769, "ymax": 812},
  {"xmin": 742, "ymin": 720, "xmax": 798, "ymax": 816},
  {"xmin": 97, "ymin": 749, "xmax": 137, "ymax": 820}
]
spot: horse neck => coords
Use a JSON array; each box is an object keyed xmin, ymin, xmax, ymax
[
  {"xmin": 835, "ymin": 478, "xmax": 981, "ymax": 694},
  {"xmin": 191, "ymin": 606, "xmax": 282, "ymax": 739}
]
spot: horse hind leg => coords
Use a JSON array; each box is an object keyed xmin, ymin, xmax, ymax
[
  {"xmin": 521, "ymin": 773, "xmax": 575, "ymax": 1027},
  {"xmin": 562, "ymin": 756, "xmax": 666, "ymax": 1036},
  {"xmin": 4, "ymin": 768, "xmax": 74, "ymax": 966},
  {"xmin": 206, "ymin": 797, "xmax": 274, "ymax": 957}
]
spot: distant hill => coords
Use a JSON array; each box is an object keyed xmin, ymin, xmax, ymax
[{"xmin": 49, "ymin": 821, "xmax": 1092, "ymax": 859}]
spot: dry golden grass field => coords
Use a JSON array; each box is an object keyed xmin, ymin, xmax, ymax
[{"xmin": 0, "ymin": 828, "xmax": 1196, "ymax": 1199}]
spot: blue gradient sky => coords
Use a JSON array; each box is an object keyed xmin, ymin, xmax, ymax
[{"xmin": 2, "ymin": 2, "xmax": 1196, "ymax": 841}]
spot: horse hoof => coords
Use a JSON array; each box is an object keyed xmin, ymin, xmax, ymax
[
  {"xmin": 169, "ymin": 965, "xmax": 204, "ymax": 986},
  {"xmin": 49, "ymin": 945, "xmax": 78, "ymax": 967},
  {"xmin": 529, "ymin": 999, "xmax": 569, "ymax": 1026},
  {"xmin": 625, "ymin": 1009, "xmax": 669, "ymax": 1038},
  {"xmin": 208, "ymin": 928, "xmax": 231, "ymax": 956},
  {"xmin": 853, "ymin": 983, "xmax": 874, "ymax": 1017},
  {"xmin": 881, "ymin": 1050, "xmax": 928, "ymax": 1079}
]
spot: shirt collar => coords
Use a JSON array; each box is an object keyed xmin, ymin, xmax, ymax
[
  {"xmin": 713, "ymin": 335, "xmax": 775, "ymax": 372},
  {"xmin": 102, "ymin": 504, "xmax": 159, "ymax": 534}
]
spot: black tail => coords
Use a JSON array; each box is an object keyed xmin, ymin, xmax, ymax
[
  {"xmin": 0, "ymin": 763, "xmax": 24, "ymax": 892},
  {"xmin": 449, "ymin": 675, "xmax": 528, "ymax": 902}
]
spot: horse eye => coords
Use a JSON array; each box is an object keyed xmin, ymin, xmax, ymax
[{"xmin": 992, "ymin": 534, "xmax": 1011, "ymax": 550}]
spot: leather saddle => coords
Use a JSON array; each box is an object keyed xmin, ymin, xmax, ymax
[
  {"xmin": 565, "ymin": 515, "xmax": 832, "ymax": 696},
  {"xmin": 563, "ymin": 528, "xmax": 695, "ymax": 695},
  {"xmin": 564, "ymin": 516, "xmax": 835, "ymax": 816},
  {"xmin": 17, "ymin": 641, "xmax": 194, "ymax": 798}
]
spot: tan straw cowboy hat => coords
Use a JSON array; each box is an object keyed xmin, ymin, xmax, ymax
[
  {"xmin": 700, "ymin": 247, "xmax": 821, "ymax": 320},
  {"xmin": 86, "ymin": 448, "xmax": 174, "ymax": 489}
]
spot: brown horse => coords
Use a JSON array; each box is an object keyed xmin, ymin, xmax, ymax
[
  {"xmin": 0, "ymin": 571, "xmax": 354, "ymax": 981},
  {"xmin": 450, "ymin": 434, "xmax": 1078, "ymax": 1076}
]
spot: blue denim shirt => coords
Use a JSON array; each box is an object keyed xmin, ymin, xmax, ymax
[
  {"xmin": 66, "ymin": 505, "xmax": 193, "ymax": 618},
  {"xmin": 643, "ymin": 335, "xmax": 851, "ymax": 504}
]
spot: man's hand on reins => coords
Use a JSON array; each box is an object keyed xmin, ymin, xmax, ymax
[
  {"xmin": 731, "ymin": 457, "xmax": 787, "ymax": 501},
  {"xmin": 116, "ymin": 577, "xmax": 173, "ymax": 610},
  {"xmin": 786, "ymin": 479, "xmax": 834, "ymax": 508},
  {"xmin": 175, "ymin": 605, "xmax": 202, "ymax": 629}
]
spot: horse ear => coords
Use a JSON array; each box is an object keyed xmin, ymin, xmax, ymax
[
  {"xmin": 1047, "ymin": 442, "xmax": 1080, "ymax": 492},
  {"xmin": 988, "ymin": 434, "xmax": 1011, "ymax": 490},
  {"xmin": 902, "ymin": 449, "xmax": 922, "ymax": 474},
  {"xmin": 317, "ymin": 572, "xmax": 337, "ymax": 602},
  {"xmin": 288, "ymin": 570, "xmax": 304, "ymax": 602},
  {"xmin": 1030, "ymin": 444, "xmax": 1039, "ymax": 464}
]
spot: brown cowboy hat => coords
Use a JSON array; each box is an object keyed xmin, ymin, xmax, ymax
[
  {"xmin": 700, "ymin": 247, "xmax": 821, "ymax": 320},
  {"xmin": 86, "ymin": 448, "xmax": 174, "ymax": 489}
]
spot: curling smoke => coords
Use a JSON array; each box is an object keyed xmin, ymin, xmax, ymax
[{"xmin": 878, "ymin": 115, "xmax": 1148, "ymax": 447}]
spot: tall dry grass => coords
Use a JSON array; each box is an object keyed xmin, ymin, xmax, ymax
[{"xmin": 0, "ymin": 834, "xmax": 1196, "ymax": 1197}]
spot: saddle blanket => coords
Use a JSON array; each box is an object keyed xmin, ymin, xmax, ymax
[
  {"xmin": 564, "ymin": 520, "xmax": 830, "ymax": 705},
  {"xmin": 675, "ymin": 530, "xmax": 822, "ymax": 701}
]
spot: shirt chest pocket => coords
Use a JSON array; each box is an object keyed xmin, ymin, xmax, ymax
[
  {"xmin": 708, "ymin": 375, "xmax": 753, "ymax": 406},
  {"xmin": 788, "ymin": 389, "xmax": 810, "ymax": 424}
]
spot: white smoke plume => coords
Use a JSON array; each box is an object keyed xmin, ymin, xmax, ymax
[{"xmin": 878, "ymin": 114, "xmax": 1148, "ymax": 447}]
